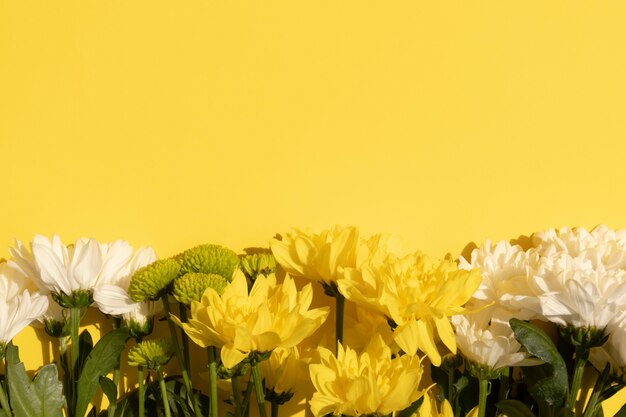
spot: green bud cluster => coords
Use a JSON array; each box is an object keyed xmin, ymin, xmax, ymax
[
  {"xmin": 172, "ymin": 273, "xmax": 228, "ymax": 305},
  {"xmin": 128, "ymin": 259, "xmax": 180, "ymax": 302},
  {"xmin": 176, "ymin": 244, "xmax": 239, "ymax": 280},
  {"xmin": 240, "ymin": 252, "xmax": 276, "ymax": 281},
  {"xmin": 127, "ymin": 339, "xmax": 174, "ymax": 370}
]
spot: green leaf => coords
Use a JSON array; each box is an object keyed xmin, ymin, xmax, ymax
[
  {"xmin": 74, "ymin": 331, "xmax": 94, "ymax": 380},
  {"xmin": 5, "ymin": 344, "xmax": 64, "ymax": 417},
  {"xmin": 495, "ymin": 400, "xmax": 536, "ymax": 417},
  {"xmin": 510, "ymin": 319, "xmax": 568, "ymax": 406},
  {"xmin": 99, "ymin": 376, "xmax": 118, "ymax": 406},
  {"xmin": 75, "ymin": 328, "xmax": 129, "ymax": 417}
]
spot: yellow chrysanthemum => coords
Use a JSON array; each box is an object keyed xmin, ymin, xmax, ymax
[
  {"xmin": 260, "ymin": 346, "xmax": 311, "ymax": 405},
  {"xmin": 416, "ymin": 393, "xmax": 453, "ymax": 417},
  {"xmin": 309, "ymin": 335, "xmax": 428, "ymax": 417},
  {"xmin": 339, "ymin": 251, "xmax": 481, "ymax": 366},
  {"xmin": 270, "ymin": 225, "xmax": 359, "ymax": 285},
  {"xmin": 172, "ymin": 270, "xmax": 329, "ymax": 369}
]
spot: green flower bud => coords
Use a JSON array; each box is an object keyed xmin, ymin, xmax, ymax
[
  {"xmin": 172, "ymin": 273, "xmax": 228, "ymax": 305},
  {"xmin": 176, "ymin": 244, "xmax": 239, "ymax": 280},
  {"xmin": 440, "ymin": 353, "xmax": 463, "ymax": 373},
  {"xmin": 44, "ymin": 318, "xmax": 71, "ymax": 338},
  {"xmin": 123, "ymin": 316, "xmax": 154, "ymax": 340},
  {"xmin": 128, "ymin": 259, "xmax": 180, "ymax": 302},
  {"xmin": 127, "ymin": 339, "xmax": 174, "ymax": 370},
  {"xmin": 52, "ymin": 289, "xmax": 93, "ymax": 309},
  {"xmin": 240, "ymin": 252, "xmax": 277, "ymax": 281}
]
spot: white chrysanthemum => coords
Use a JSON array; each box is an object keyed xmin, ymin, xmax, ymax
[
  {"xmin": 93, "ymin": 247, "xmax": 162, "ymax": 326},
  {"xmin": 459, "ymin": 240, "xmax": 542, "ymax": 320},
  {"xmin": 452, "ymin": 309, "xmax": 541, "ymax": 373},
  {"xmin": 533, "ymin": 225, "xmax": 626, "ymax": 271},
  {"xmin": 533, "ymin": 253, "xmax": 626, "ymax": 329},
  {"xmin": 0, "ymin": 267, "xmax": 49, "ymax": 353}
]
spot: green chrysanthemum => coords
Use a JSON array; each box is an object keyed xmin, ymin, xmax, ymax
[
  {"xmin": 176, "ymin": 244, "xmax": 239, "ymax": 280},
  {"xmin": 128, "ymin": 259, "xmax": 180, "ymax": 302},
  {"xmin": 127, "ymin": 339, "xmax": 174, "ymax": 369},
  {"xmin": 172, "ymin": 273, "xmax": 228, "ymax": 305},
  {"xmin": 240, "ymin": 252, "xmax": 277, "ymax": 281}
]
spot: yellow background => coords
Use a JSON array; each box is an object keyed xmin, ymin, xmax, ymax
[{"xmin": 2, "ymin": 1, "xmax": 626, "ymax": 415}]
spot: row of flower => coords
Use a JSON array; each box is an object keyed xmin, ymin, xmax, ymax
[{"xmin": 1, "ymin": 225, "xmax": 626, "ymax": 417}]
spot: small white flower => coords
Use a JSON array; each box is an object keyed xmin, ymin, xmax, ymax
[
  {"xmin": 452, "ymin": 309, "xmax": 542, "ymax": 372},
  {"xmin": 0, "ymin": 267, "xmax": 48, "ymax": 352}
]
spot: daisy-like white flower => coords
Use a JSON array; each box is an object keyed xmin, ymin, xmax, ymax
[
  {"xmin": 93, "ymin": 247, "xmax": 163, "ymax": 337},
  {"xmin": 0, "ymin": 263, "xmax": 48, "ymax": 358},
  {"xmin": 459, "ymin": 240, "xmax": 542, "ymax": 320},
  {"xmin": 452, "ymin": 309, "xmax": 541, "ymax": 379},
  {"xmin": 9, "ymin": 235, "xmax": 136, "ymax": 308}
]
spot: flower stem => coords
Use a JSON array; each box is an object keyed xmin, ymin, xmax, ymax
[
  {"xmin": 157, "ymin": 367, "xmax": 172, "ymax": 417},
  {"xmin": 179, "ymin": 304, "xmax": 191, "ymax": 372},
  {"xmin": 271, "ymin": 402, "xmax": 279, "ymax": 417},
  {"xmin": 335, "ymin": 293, "xmax": 345, "ymax": 353},
  {"xmin": 477, "ymin": 379, "xmax": 489, "ymax": 417},
  {"xmin": 160, "ymin": 294, "xmax": 201, "ymax": 417},
  {"xmin": 207, "ymin": 347, "xmax": 219, "ymax": 417},
  {"xmin": 138, "ymin": 366, "xmax": 145, "ymax": 417},
  {"xmin": 70, "ymin": 307, "xmax": 81, "ymax": 372},
  {"xmin": 251, "ymin": 362, "xmax": 267, "ymax": 417},
  {"xmin": 242, "ymin": 372, "xmax": 254, "ymax": 417},
  {"xmin": 0, "ymin": 377, "xmax": 14, "ymax": 417},
  {"xmin": 498, "ymin": 367, "xmax": 510, "ymax": 401},
  {"xmin": 231, "ymin": 375, "xmax": 244, "ymax": 417},
  {"xmin": 582, "ymin": 364, "xmax": 611, "ymax": 417},
  {"xmin": 566, "ymin": 347, "xmax": 589, "ymax": 411},
  {"xmin": 107, "ymin": 363, "xmax": 120, "ymax": 417},
  {"xmin": 70, "ymin": 307, "xmax": 81, "ymax": 415},
  {"xmin": 447, "ymin": 368, "xmax": 455, "ymax": 404}
]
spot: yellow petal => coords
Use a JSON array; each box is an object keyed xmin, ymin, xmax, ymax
[{"xmin": 221, "ymin": 345, "xmax": 248, "ymax": 369}]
